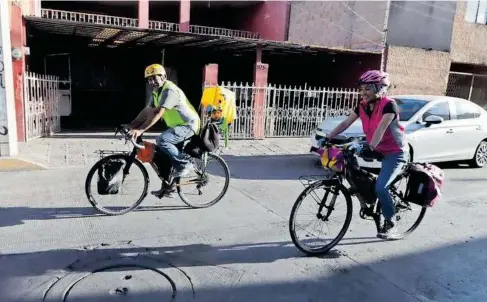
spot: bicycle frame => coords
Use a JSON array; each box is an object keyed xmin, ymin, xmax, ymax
[
  {"xmin": 111, "ymin": 127, "xmax": 211, "ymax": 189},
  {"xmin": 303, "ymin": 141, "xmax": 410, "ymax": 233}
]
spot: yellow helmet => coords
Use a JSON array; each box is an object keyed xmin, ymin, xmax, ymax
[{"xmin": 144, "ymin": 64, "xmax": 166, "ymax": 78}]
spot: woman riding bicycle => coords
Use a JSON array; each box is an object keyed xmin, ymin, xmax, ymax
[{"xmin": 325, "ymin": 70, "xmax": 408, "ymax": 240}]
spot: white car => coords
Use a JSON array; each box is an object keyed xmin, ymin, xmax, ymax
[{"xmin": 310, "ymin": 95, "xmax": 487, "ymax": 168}]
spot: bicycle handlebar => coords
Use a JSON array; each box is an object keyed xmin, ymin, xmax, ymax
[
  {"xmin": 318, "ymin": 137, "xmax": 383, "ymax": 161},
  {"xmin": 115, "ymin": 126, "xmax": 146, "ymax": 149}
]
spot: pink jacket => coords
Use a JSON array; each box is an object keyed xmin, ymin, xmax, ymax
[{"xmin": 358, "ymin": 96, "xmax": 407, "ymax": 155}]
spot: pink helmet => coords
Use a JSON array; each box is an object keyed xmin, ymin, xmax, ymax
[{"xmin": 357, "ymin": 70, "xmax": 390, "ymax": 87}]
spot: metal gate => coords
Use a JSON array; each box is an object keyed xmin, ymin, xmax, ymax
[
  {"xmin": 446, "ymin": 71, "xmax": 487, "ymax": 109},
  {"xmin": 217, "ymin": 82, "xmax": 360, "ymax": 139},
  {"xmin": 264, "ymin": 84, "xmax": 359, "ymax": 137},
  {"xmin": 23, "ymin": 72, "xmax": 61, "ymax": 141}
]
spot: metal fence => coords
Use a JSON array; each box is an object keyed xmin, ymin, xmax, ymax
[
  {"xmin": 189, "ymin": 25, "xmax": 260, "ymax": 39},
  {"xmin": 265, "ymin": 85, "xmax": 359, "ymax": 137},
  {"xmin": 446, "ymin": 71, "xmax": 487, "ymax": 109},
  {"xmin": 24, "ymin": 72, "xmax": 61, "ymax": 141},
  {"xmin": 212, "ymin": 82, "xmax": 360, "ymax": 139},
  {"xmin": 40, "ymin": 9, "xmax": 260, "ymax": 40}
]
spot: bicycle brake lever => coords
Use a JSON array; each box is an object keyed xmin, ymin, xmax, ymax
[{"xmin": 114, "ymin": 125, "xmax": 124, "ymax": 138}]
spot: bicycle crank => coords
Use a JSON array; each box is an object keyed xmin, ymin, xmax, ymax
[{"xmin": 359, "ymin": 207, "xmax": 374, "ymax": 220}]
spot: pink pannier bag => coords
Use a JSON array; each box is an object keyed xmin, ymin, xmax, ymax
[{"xmin": 404, "ymin": 162, "xmax": 445, "ymax": 207}]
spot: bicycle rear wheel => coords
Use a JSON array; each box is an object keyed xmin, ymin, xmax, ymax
[
  {"xmin": 177, "ymin": 152, "xmax": 230, "ymax": 208},
  {"xmin": 389, "ymin": 173, "xmax": 427, "ymax": 236},
  {"xmin": 289, "ymin": 180, "xmax": 353, "ymax": 256},
  {"xmin": 85, "ymin": 154, "xmax": 150, "ymax": 215}
]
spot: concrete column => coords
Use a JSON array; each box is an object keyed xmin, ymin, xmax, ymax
[
  {"xmin": 252, "ymin": 45, "xmax": 268, "ymax": 139},
  {"xmin": 180, "ymin": 0, "xmax": 190, "ymax": 32},
  {"xmin": 381, "ymin": 44, "xmax": 389, "ymax": 72},
  {"xmin": 34, "ymin": 0, "xmax": 42, "ymax": 17},
  {"xmin": 138, "ymin": 0, "xmax": 149, "ymax": 29},
  {"xmin": 0, "ymin": 0, "xmax": 18, "ymax": 156},
  {"xmin": 203, "ymin": 63, "xmax": 218, "ymax": 87},
  {"xmin": 10, "ymin": 2, "xmax": 26, "ymax": 142}
]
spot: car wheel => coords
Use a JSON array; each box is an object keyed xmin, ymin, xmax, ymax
[{"xmin": 470, "ymin": 141, "xmax": 487, "ymax": 168}]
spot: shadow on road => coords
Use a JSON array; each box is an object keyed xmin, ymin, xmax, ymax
[
  {"xmin": 217, "ymin": 154, "xmax": 323, "ymax": 181},
  {"xmin": 1, "ymin": 237, "xmax": 486, "ymax": 301},
  {"xmin": 0, "ymin": 205, "xmax": 196, "ymax": 228},
  {"xmin": 217, "ymin": 154, "xmax": 481, "ymax": 181}
]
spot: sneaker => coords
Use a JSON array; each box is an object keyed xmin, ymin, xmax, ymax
[
  {"xmin": 151, "ymin": 188, "xmax": 175, "ymax": 199},
  {"xmin": 151, "ymin": 181, "xmax": 176, "ymax": 199},
  {"xmin": 173, "ymin": 162, "xmax": 194, "ymax": 178},
  {"xmin": 377, "ymin": 219, "xmax": 403, "ymax": 240}
]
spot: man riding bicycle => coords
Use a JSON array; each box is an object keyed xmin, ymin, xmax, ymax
[
  {"xmin": 325, "ymin": 70, "xmax": 408, "ymax": 240},
  {"xmin": 125, "ymin": 63, "xmax": 200, "ymax": 196}
]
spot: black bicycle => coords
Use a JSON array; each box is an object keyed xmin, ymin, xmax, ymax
[
  {"xmin": 84, "ymin": 124, "xmax": 230, "ymax": 215},
  {"xmin": 289, "ymin": 139, "xmax": 427, "ymax": 256}
]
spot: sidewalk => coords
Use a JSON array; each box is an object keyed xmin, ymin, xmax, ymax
[{"xmin": 16, "ymin": 132, "xmax": 312, "ymax": 169}]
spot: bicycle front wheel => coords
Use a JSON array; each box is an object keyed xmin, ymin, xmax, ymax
[
  {"xmin": 289, "ymin": 180, "xmax": 353, "ymax": 256},
  {"xmin": 85, "ymin": 154, "xmax": 150, "ymax": 215},
  {"xmin": 177, "ymin": 152, "xmax": 230, "ymax": 208}
]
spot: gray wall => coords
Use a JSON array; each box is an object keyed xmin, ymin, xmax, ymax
[
  {"xmin": 386, "ymin": 1, "xmax": 456, "ymax": 52},
  {"xmin": 287, "ymin": 1, "xmax": 386, "ymax": 51}
]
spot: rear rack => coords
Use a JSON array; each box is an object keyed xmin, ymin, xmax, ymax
[
  {"xmin": 298, "ymin": 170, "xmax": 336, "ymax": 188},
  {"xmin": 94, "ymin": 149, "xmax": 130, "ymax": 159}
]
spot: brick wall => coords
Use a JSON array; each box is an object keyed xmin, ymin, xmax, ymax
[
  {"xmin": 387, "ymin": 46, "xmax": 450, "ymax": 96},
  {"xmin": 287, "ymin": 1, "xmax": 385, "ymax": 51},
  {"xmin": 451, "ymin": 1, "xmax": 487, "ymax": 65}
]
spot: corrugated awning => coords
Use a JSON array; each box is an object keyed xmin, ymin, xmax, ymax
[{"xmin": 24, "ymin": 14, "xmax": 382, "ymax": 56}]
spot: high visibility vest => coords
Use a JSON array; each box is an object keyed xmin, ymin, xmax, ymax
[{"xmin": 152, "ymin": 80, "xmax": 200, "ymax": 132}]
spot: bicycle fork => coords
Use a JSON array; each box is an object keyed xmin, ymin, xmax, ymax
[{"xmin": 317, "ymin": 186, "xmax": 339, "ymax": 221}]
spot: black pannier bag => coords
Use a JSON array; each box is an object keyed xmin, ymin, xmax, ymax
[{"xmin": 97, "ymin": 159, "xmax": 125, "ymax": 195}]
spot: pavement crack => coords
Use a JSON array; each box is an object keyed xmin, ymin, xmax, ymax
[
  {"xmin": 42, "ymin": 275, "xmax": 64, "ymax": 302},
  {"xmin": 231, "ymin": 270, "xmax": 246, "ymax": 287},
  {"xmin": 171, "ymin": 265, "xmax": 196, "ymax": 298}
]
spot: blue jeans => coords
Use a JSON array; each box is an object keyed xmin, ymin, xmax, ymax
[
  {"xmin": 156, "ymin": 125, "xmax": 195, "ymax": 171},
  {"xmin": 375, "ymin": 151, "xmax": 408, "ymax": 220}
]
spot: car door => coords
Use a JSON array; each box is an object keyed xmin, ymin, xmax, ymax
[
  {"xmin": 448, "ymin": 100, "xmax": 485, "ymax": 160},
  {"xmin": 409, "ymin": 100, "xmax": 455, "ymax": 162}
]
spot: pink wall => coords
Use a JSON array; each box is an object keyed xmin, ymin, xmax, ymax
[{"xmin": 242, "ymin": 1, "xmax": 290, "ymax": 41}]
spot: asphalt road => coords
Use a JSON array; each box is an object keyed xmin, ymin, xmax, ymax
[{"xmin": 0, "ymin": 154, "xmax": 486, "ymax": 302}]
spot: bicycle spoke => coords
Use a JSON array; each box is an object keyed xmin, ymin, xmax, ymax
[
  {"xmin": 289, "ymin": 182, "xmax": 352, "ymax": 255},
  {"xmin": 178, "ymin": 153, "xmax": 230, "ymax": 208}
]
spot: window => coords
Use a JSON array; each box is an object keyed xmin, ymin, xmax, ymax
[
  {"xmin": 465, "ymin": 0, "xmax": 487, "ymax": 24},
  {"xmin": 395, "ymin": 98, "xmax": 429, "ymax": 121},
  {"xmin": 422, "ymin": 102, "xmax": 451, "ymax": 121},
  {"xmin": 454, "ymin": 100, "xmax": 481, "ymax": 119}
]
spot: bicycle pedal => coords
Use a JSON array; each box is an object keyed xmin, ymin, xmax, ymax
[{"xmin": 151, "ymin": 190, "xmax": 174, "ymax": 199}]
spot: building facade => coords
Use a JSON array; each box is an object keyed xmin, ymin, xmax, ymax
[
  {"xmin": 3, "ymin": 0, "xmax": 485, "ymax": 152},
  {"xmin": 287, "ymin": 0, "xmax": 487, "ymax": 106}
]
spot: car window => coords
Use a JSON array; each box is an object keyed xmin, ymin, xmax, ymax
[
  {"xmin": 395, "ymin": 98, "xmax": 429, "ymax": 121},
  {"xmin": 422, "ymin": 102, "xmax": 451, "ymax": 121},
  {"xmin": 453, "ymin": 100, "xmax": 481, "ymax": 119}
]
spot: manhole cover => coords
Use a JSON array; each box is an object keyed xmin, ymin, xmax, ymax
[
  {"xmin": 65, "ymin": 265, "xmax": 174, "ymax": 301},
  {"xmin": 43, "ymin": 256, "xmax": 194, "ymax": 302}
]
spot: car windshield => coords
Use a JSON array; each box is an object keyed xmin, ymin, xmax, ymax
[{"xmin": 395, "ymin": 98, "xmax": 429, "ymax": 121}]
